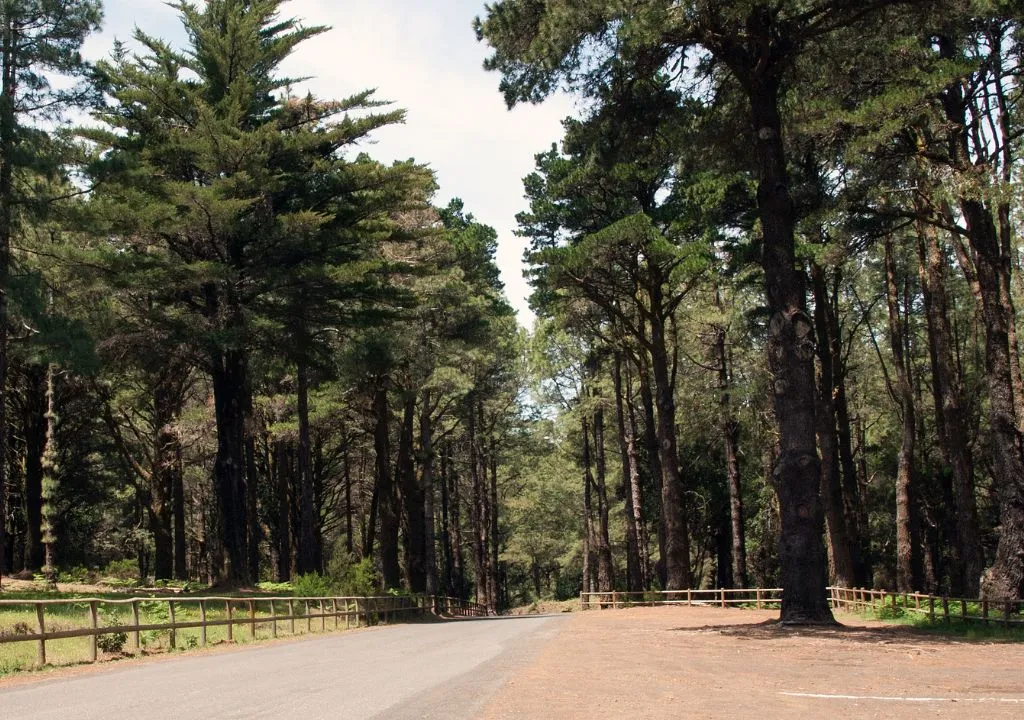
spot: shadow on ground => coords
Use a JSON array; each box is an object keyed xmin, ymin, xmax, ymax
[{"xmin": 669, "ymin": 618, "xmax": 1023, "ymax": 645}]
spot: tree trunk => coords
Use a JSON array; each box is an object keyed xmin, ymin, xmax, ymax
[
  {"xmin": 210, "ymin": 348, "xmax": 250, "ymax": 586},
  {"xmin": 296, "ymin": 361, "xmax": 317, "ymax": 575},
  {"xmin": 448, "ymin": 443, "xmax": 465, "ymax": 598},
  {"xmin": 172, "ymin": 436, "xmax": 186, "ymax": 580},
  {"xmin": 0, "ymin": 12, "xmax": 17, "ymax": 589},
  {"xmin": 916, "ymin": 219, "xmax": 982, "ymax": 595},
  {"xmin": 373, "ymin": 383, "xmax": 401, "ymax": 590},
  {"xmin": 468, "ymin": 396, "xmax": 487, "ymax": 607},
  {"xmin": 648, "ymin": 284, "xmax": 692, "ymax": 589},
  {"xmin": 274, "ymin": 441, "xmax": 291, "ymax": 581},
  {"xmin": 593, "ymin": 405, "xmax": 614, "ymax": 592},
  {"xmin": 638, "ymin": 356, "xmax": 666, "ymax": 588},
  {"xmin": 420, "ymin": 391, "xmax": 438, "ymax": 597},
  {"xmin": 22, "ymin": 364, "xmax": 45, "ymax": 571},
  {"xmin": 885, "ymin": 238, "xmax": 920, "ymax": 593},
  {"xmin": 714, "ymin": 317, "xmax": 747, "ymax": 589},
  {"xmin": 613, "ymin": 352, "xmax": 645, "ymax": 591},
  {"xmin": 440, "ymin": 443, "xmax": 454, "ymax": 597},
  {"xmin": 810, "ymin": 264, "xmax": 856, "ymax": 588},
  {"xmin": 488, "ymin": 442, "xmax": 500, "ymax": 613},
  {"xmin": 581, "ymin": 415, "xmax": 595, "ymax": 597},
  {"xmin": 746, "ymin": 72, "xmax": 831, "ymax": 623},
  {"xmin": 399, "ymin": 393, "xmax": 426, "ymax": 593}
]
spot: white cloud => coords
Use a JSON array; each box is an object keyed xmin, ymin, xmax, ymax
[{"xmin": 89, "ymin": 0, "xmax": 576, "ymax": 326}]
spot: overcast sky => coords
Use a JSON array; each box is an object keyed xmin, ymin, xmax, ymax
[{"xmin": 82, "ymin": 0, "xmax": 575, "ymax": 327}]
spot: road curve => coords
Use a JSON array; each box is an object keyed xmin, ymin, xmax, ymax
[{"xmin": 0, "ymin": 614, "xmax": 565, "ymax": 719}]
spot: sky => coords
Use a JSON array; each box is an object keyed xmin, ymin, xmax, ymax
[{"xmin": 83, "ymin": 0, "xmax": 576, "ymax": 327}]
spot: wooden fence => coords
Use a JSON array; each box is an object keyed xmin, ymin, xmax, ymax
[
  {"xmin": 829, "ymin": 586, "xmax": 1023, "ymax": 626},
  {"xmin": 580, "ymin": 587, "xmax": 784, "ymax": 610},
  {"xmin": 0, "ymin": 594, "xmax": 487, "ymax": 667}
]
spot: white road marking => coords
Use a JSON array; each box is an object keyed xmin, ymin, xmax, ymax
[{"xmin": 780, "ymin": 692, "xmax": 1024, "ymax": 704}]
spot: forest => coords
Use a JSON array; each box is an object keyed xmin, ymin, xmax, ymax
[{"xmin": 0, "ymin": 0, "xmax": 1021, "ymax": 626}]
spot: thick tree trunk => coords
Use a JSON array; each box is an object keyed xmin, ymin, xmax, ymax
[
  {"xmin": 613, "ymin": 353, "xmax": 645, "ymax": 591},
  {"xmin": 811, "ymin": 264, "xmax": 856, "ymax": 588},
  {"xmin": 420, "ymin": 391, "xmax": 438, "ymax": 597},
  {"xmin": 916, "ymin": 220, "xmax": 982, "ymax": 595},
  {"xmin": 962, "ymin": 204, "xmax": 1024, "ymax": 601},
  {"xmin": 440, "ymin": 443, "xmax": 454, "ymax": 597},
  {"xmin": 581, "ymin": 415, "xmax": 595, "ymax": 597},
  {"xmin": 210, "ymin": 348, "xmax": 251, "ymax": 586},
  {"xmin": 172, "ymin": 437, "xmax": 186, "ymax": 580},
  {"xmin": 714, "ymin": 320, "xmax": 747, "ymax": 589},
  {"xmin": 399, "ymin": 393, "xmax": 426, "ymax": 593},
  {"xmin": 22, "ymin": 364, "xmax": 45, "ymax": 571},
  {"xmin": 344, "ymin": 447, "xmax": 353, "ymax": 556},
  {"xmin": 885, "ymin": 238, "xmax": 920, "ymax": 593},
  {"xmin": 593, "ymin": 405, "xmax": 614, "ymax": 593},
  {"xmin": 638, "ymin": 360, "xmax": 667, "ymax": 588},
  {"xmin": 448, "ymin": 443, "xmax": 465, "ymax": 598},
  {"xmin": 274, "ymin": 441, "xmax": 291, "ymax": 581},
  {"xmin": 0, "ymin": 14, "xmax": 16, "ymax": 589},
  {"xmin": 468, "ymin": 397, "xmax": 487, "ymax": 607},
  {"xmin": 487, "ymin": 444, "xmax": 500, "ymax": 613},
  {"xmin": 373, "ymin": 383, "xmax": 401, "ymax": 589},
  {"xmin": 648, "ymin": 287, "xmax": 691, "ymax": 589},
  {"xmin": 296, "ymin": 361, "xmax": 317, "ymax": 575},
  {"xmin": 746, "ymin": 74, "xmax": 831, "ymax": 623}
]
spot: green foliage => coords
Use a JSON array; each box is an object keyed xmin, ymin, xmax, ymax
[
  {"xmin": 326, "ymin": 552, "xmax": 380, "ymax": 597},
  {"xmin": 291, "ymin": 573, "xmax": 336, "ymax": 598},
  {"xmin": 96, "ymin": 608, "xmax": 128, "ymax": 654},
  {"xmin": 101, "ymin": 559, "xmax": 139, "ymax": 582}
]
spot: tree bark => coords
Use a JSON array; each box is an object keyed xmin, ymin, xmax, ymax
[
  {"xmin": 488, "ymin": 441, "xmax": 500, "ymax": 613},
  {"xmin": 210, "ymin": 348, "xmax": 250, "ymax": 586},
  {"xmin": 593, "ymin": 404, "xmax": 614, "ymax": 592},
  {"xmin": 613, "ymin": 352, "xmax": 645, "ymax": 591},
  {"xmin": 399, "ymin": 393, "xmax": 426, "ymax": 592},
  {"xmin": 581, "ymin": 415, "xmax": 595, "ymax": 597},
  {"xmin": 916, "ymin": 219, "xmax": 982, "ymax": 595},
  {"xmin": 468, "ymin": 396, "xmax": 487, "ymax": 607},
  {"xmin": 714, "ymin": 316, "xmax": 747, "ymax": 589},
  {"xmin": 22, "ymin": 364, "xmax": 45, "ymax": 571},
  {"xmin": 811, "ymin": 264, "xmax": 856, "ymax": 588},
  {"xmin": 373, "ymin": 382, "xmax": 401, "ymax": 589},
  {"xmin": 885, "ymin": 238, "xmax": 920, "ymax": 593},
  {"xmin": 638, "ymin": 357, "xmax": 667, "ymax": 588},
  {"xmin": 296, "ymin": 361, "xmax": 317, "ymax": 575},
  {"xmin": 743, "ymin": 68, "xmax": 831, "ymax": 623},
  {"xmin": 420, "ymin": 390, "xmax": 439, "ymax": 597}
]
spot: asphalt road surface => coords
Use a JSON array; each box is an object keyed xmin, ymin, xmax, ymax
[{"xmin": 0, "ymin": 614, "xmax": 565, "ymax": 719}]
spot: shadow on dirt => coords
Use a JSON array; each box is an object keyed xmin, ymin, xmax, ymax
[{"xmin": 668, "ymin": 618, "xmax": 1024, "ymax": 645}]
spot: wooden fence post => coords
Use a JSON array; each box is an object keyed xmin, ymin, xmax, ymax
[
  {"xmin": 35, "ymin": 602, "xmax": 46, "ymax": 666},
  {"xmin": 982, "ymin": 600, "xmax": 989, "ymax": 621},
  {"xmin": 288, "ymin": 599, "xmax": 295, "ymax": 634},
  {"xmin": 168, "ymin": 601, "xmax": 176, "ymax": 649},
  {"xmin": 248, "ymin": 600, "xmax": 256, "ymax": 639},
  {"xmin": 756, "ymin": 588, "xmax": 762, "ymax": 610},
  {"xmin": 89, "ymin": 601, "xmax": 98, "ymax": 662},
  {"xmin": 332, "ymin": 599, "xmax": 339, "ymax": 629},
  {"xmin": 928, "ymin": 596, "xmax": 935, "ymax": 622},
  {"xmin": 942, "ymin": 596, "xmax": 950, "ymax": 625},
  {"xmin": 226, "ymin": 601, "xmax": 233, "ymax": 642},
  {"xmin": 132, "ymin": 600, "xmax": 141, "ymax": 651},
  {"xmin": 320, "ymin": 600, "xmax": 327, "ymax": 631},
  {"xmin": 199, "ymin": 600, "xmax": 207, "ymax": 646},
  {"xmin": 270, "ymin": 600, "xmax": 278, "ymax": 638}
]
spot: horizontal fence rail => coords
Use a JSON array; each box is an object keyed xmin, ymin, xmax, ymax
[
  {"xmin": 0, "ymin": 594, "xmax": 487, "ymax": 668},
  {"xmin": 580, "ymin": 588, "xmax": 784, "ymax": 610},
  {"xmin": 829, "ymin": 586, "xmax": 1024, "ymax": 626}
]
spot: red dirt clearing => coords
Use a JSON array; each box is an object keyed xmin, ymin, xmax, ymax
[{"xmin": 480, "ymin": 606, "xmax": 1024, "ymax": 719}]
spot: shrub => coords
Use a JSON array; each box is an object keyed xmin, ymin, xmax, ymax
[
  {"xmin": 292, "ymin": 572, "xmax": 336, "ymax": 598},
  {"xmin": 101, "ymin": 559, "xmax": 139, "ymax": 582},
  {"xmin": 96, "ymin": 608, "xmax": 127, "ymax": 654},
  {"xmin": 326, "ymin": 551, "xmax": 380, "ymax": 597},
  {"xmin": 58, "ymin": 566, "xmax": 95, "ymax": 584}
]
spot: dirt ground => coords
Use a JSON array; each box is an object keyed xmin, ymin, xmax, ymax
[{"xmin": 480, "ymin": 606, "xmax": 1024, "ymax": 719}]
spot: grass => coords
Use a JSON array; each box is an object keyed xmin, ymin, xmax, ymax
[
  {"xmin": 835, "ymin": 598, "xmax": 1024, "ymax": 641},
  {"xmin": 0, "ymin": 587, "xmax": 380, "ymax": 677}
]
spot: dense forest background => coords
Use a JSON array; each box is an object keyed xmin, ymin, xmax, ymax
[{"xmin": 0, "ymin": 0, "xmax": 1022, "ymax": 619}]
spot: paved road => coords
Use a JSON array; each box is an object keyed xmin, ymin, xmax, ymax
[{"xmin": 0, "ymin": 615, "xmax": 565, "ymax": 719}]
